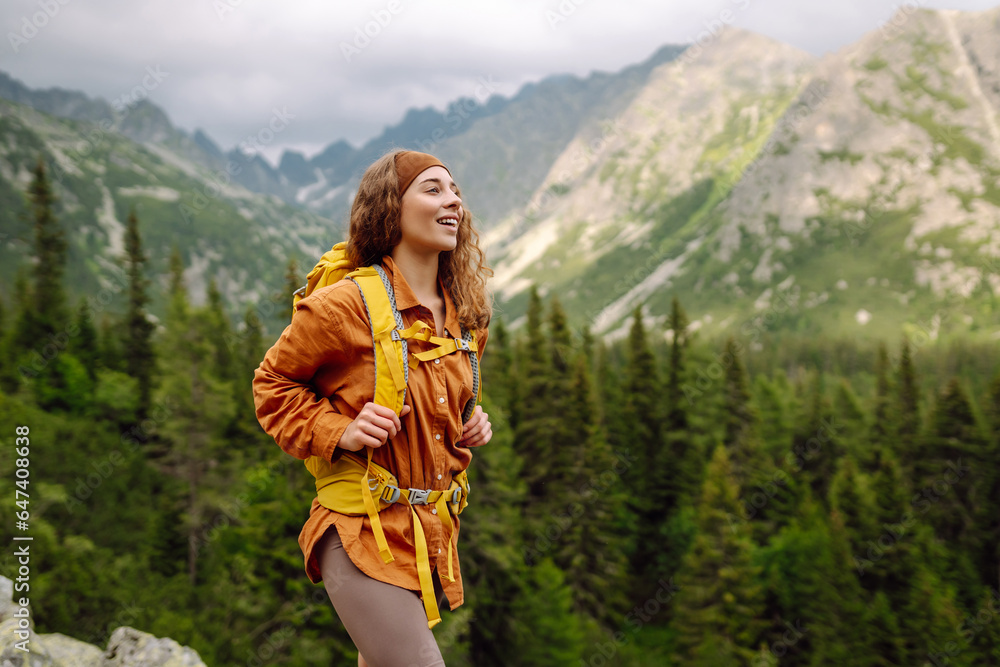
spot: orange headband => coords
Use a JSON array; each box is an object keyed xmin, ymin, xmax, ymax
[{"xmin": 395, "ymin": 150, "xmax": 450, "ymax": 196}]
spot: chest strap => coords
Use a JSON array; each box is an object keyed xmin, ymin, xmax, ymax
[{"xmin": 313, "ymin": 447, "xmax": 469, "ymax": 628}]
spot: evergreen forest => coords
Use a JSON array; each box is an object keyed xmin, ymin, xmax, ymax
[{"xmin": 2, "ymin": 158, "xmax": 999, "ymax": 665}]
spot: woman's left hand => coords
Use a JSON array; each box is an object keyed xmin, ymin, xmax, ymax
[{"xmin": 458, "ymin": 405, "xmax": 492, "ymax": 447}]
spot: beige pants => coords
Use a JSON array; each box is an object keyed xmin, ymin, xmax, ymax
[{"xmin": 317, "ymin": 527, "xmax": 447, "ymax": 667}]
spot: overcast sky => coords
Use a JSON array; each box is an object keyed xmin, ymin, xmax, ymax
[{"xmin": 2, "ymin": 0, "xmax": 998, "ymax": 166}]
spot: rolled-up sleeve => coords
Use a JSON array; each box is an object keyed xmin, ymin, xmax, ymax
[{"xmin": 252, "ymin": 289, "xmax": 355, "ymax": 463}]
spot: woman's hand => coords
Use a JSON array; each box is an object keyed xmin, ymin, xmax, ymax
[
  {"xmin": 338, "ymin": 403, "xmax": 411, "ymax": 452},
  {"xmin": 458, "ymin": 405, "xmax": 492, "ymax": 448}
]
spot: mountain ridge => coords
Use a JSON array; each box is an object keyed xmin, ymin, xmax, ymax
[{"xmin": 3, "ymin": 9, "xmax": 999, "ymax": 344}]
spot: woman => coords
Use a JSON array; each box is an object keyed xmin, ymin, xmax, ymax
[{"xmin": 252, "ymin": 150, "xmax": 493, "ymax": 666}]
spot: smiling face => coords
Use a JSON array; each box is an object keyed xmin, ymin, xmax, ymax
[{"xmin": 396, "ymin": 165, "xmax": 463, "ymax": 257}]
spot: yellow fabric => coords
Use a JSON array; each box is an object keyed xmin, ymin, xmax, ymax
[
  {"xmin": 314, "ymin": 447, "xmax": 469, "ymax": 628},
  {"xmin": 349, "ymin": 270, "xmax": 407, "ymax": 413},
  {"xmin": 292, "ymin": 241, "xmax": 353, "ymax": 314},
  {"xmin": 294, "ymin": 242, "xmax": 476, "ymax": 629}
]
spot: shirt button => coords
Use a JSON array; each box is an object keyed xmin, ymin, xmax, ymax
[
  {"xmin": 439, "ymin": 397, "xmax": 445, "ymax": 403},
  {"xmin": 431, "ymin": 508, "xmax": 437, "ymax": 514},
  {"xmin": 434, "ymin": 359, "xmax": 440, "ymax": 364},
  {"xmin": 435, "ymin": 434, "xmax": 441, "ymax": 441},
  {"xmin": 438, "ymin": 548, "xmax": 442, "ymax": 554},
  {"xmin": 437, "ymin": 474, "xmax": 442, "ymax": 480}
]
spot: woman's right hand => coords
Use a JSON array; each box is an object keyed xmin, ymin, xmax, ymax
[{"xmin": 337, "ymin": 403, "xmax": 411, "ymax": 452}]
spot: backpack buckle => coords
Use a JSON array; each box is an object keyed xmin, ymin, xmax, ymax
[
  {"xmin": 455, "ymin": 338, "xmax": 470, "ymax": 352},
  {"xmin": 380, "ymin": 484, "xmax": 400, "ymax": 504},
  {"xmin": 407, "ymin": 488, "xmax": 432, "ymax": 505},
  {"xmin": 451, "ymin": 488, "xmax": 462, "ymax": 505}
]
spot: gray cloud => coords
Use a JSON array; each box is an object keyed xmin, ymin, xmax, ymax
[{"xmin": 3, "ymin": 0, "xmax": 998, "ymax": 165}]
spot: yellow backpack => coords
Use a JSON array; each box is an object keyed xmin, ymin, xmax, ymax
[{"xmin": 292, "ymin": 241, "xmax": 480, "ymax": 628}]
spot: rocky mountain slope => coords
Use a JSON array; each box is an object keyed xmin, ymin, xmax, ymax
[
  {"xmin": 274, "ymin": 43, "xmax": 687, "ymax": 226},
  {"xmin": 0, "ymin": 96, "xmax": 334, "ymax": 323},
  {"xmin": 487, "ymin": 7, "xmax": 1000, "ymax": 343}
]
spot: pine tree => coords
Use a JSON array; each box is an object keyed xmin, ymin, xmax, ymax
[
  {"xmin": 914, "ymin": 378, "xmax": 986, "ymax": 607},
  {"xmin": 481, "ymin": 318, "xmax": 516, "ymax": 431},
  {"xmin": 238, "ymin": 303, "xmax": 264, "ymax": 383},
  {"xmin": 671, "ymin": 445, "xmax": 765, "ymax": 665},
  {"xmin": 27, "ymin": 155, "xmax": 68, "ymax": 341},
  {"xmin": 896, "ymin": 338, "xmax": 920, "ymax": 468},
  {"xmin": 595, "ymin": 340, "xmax": 629, "ymax": 463},
  {"xmin": 123, "ymin": 207, "xmax": 155, "ymax": 419},
  {"xmin": 510, "ymin": 559, "xmax": 584, "ymax": 666},
  {"xmin": 558, "ymin": 350, "xmax": 629, "ymax": 627},
  {"xmin": 625, "ymin": 306, "xmax": 661, "ymax": 457},
  {"xmin": 205, "ymin": 277, "xmax": 235, "ymax": 380},
  {"xmin": 666, "ymin": 297, "xmax": 689, "ymax": 433},
  {"xmin": 665, "ymin": 297, "xmax": 700, "ymax": 507},
  {"xmin": 791, "ymin": 377, "xmax": 840, "ymax": 505},
  {"xmin": 980, "ymin": 372, "xmax": 1000, "ymax": 591},
  {"xmin": 755, "ymin": 497, "xmax": 870, "ymax": 665},
  {"xmin": 154, "ymin": 246, "xmax": 236, "ymax": 585},
  {"xmin": 754, "ymin": 374, "xmax": 792, "ymax": 462},
  {"xmin": 545, "ymin": 295, "xmax": 581, "ymax": 501},
  {"xmin": 625, "ymin": 306, "xmax": 665, "ymax": 588},
  {"xmin": 280, "ymin": 256, "xmax": 301, "ymax": 330},
  {"xmin": 871, "ymin": 341, "xmax": 893, "ymax": 450},
  {"xmin": 866, "ymin": 449, "xmax": 918, "ymax": 601},
  {"xmin": 864, "ymin": 590, "xmax": 906, "ymax": 666},
  {"xmin": 97, "ymin": 312, "xmax": 126, "ymax": 372},
  {"xmin": 828, "ymin": 455, "xmax": 878, "ymax": 588},
  {"xmin": 721, "ymin": 337, "xmax": 769, "ymax": 489},
  {"xmin": 966, "ymin": 586, "xmax": 1000, "ymax": 665},
  {"xmin": 69, "ymin": 301, "xmax": 100, "ymax": 380},
  {"xmin": 899, "ymin": 557, "xmax": 969, "ymax": 665},
  {"xmin": 515, "ymin": 286, "xmax": 553, "ymax": 509},
  {"xmin": 462, "ymin": 394, "xmax": 529, "ymax": 666}
]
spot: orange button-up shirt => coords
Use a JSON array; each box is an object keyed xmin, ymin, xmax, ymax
[{"xmin": 252, "ymin": 255, "xmax": 488, "ymax": 610}]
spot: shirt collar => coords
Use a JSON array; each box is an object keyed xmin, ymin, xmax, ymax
[{"xmin": 381, "ymin": 255, "xmax": 462, "ymax": 337}]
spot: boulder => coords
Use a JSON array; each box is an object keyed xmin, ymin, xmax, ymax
[{"xmin": 0, "ymin": 576, "xmax": 207, "ymax": 667}]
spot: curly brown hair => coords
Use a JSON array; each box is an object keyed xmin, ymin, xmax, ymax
[{"xmin": 345, "ymin": 150, "xmax": 493, "ymax": 331}]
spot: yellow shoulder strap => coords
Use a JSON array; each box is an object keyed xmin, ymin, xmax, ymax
[{"xmin": 346, "ymin": 266, "xmax": 408, "ymax": 414}]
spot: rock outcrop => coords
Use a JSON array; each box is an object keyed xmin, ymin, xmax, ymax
[{"xmin": 0, "ymin": 576, "xmax": 207, "ymax": 667}]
